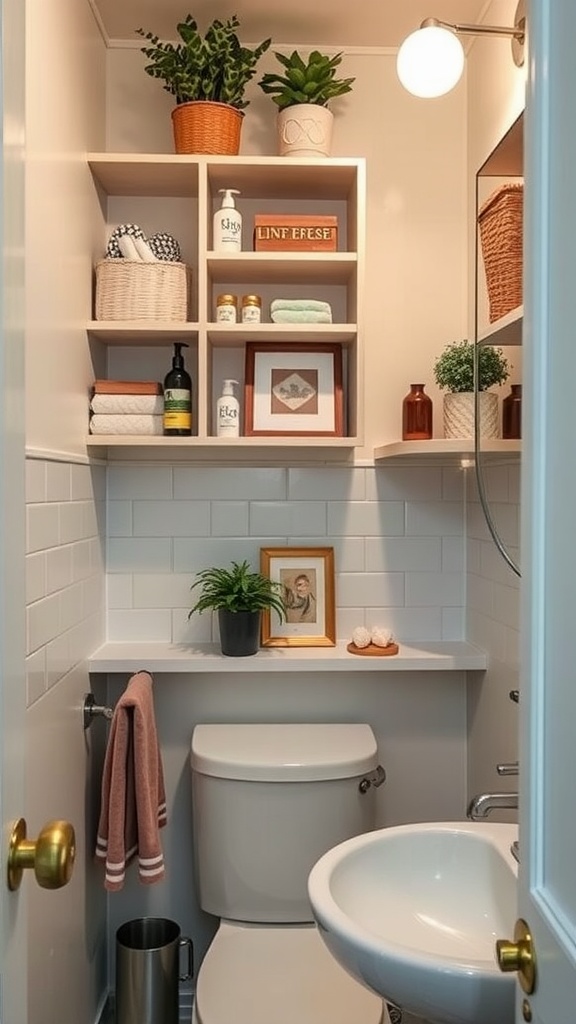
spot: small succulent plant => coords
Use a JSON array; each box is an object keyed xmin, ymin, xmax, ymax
[
  {"xmin": 258, "ymin": 49, "xmax": 355, "ymax": 109},
  {"xmin": 137, "ymin": 14, "xmax": 271, "ymax": 109},
  {"xmin": 433, "ymin": 340, "xmax": 510, "ymax": 393}
]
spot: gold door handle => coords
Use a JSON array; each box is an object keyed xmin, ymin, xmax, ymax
[
  {"xmin": 7, "ymin": 817, "xmax": 76, "ymax": 891},
  {"xmin": 496, "ymin": 918, "xmax": 536, "ymax": 994}
]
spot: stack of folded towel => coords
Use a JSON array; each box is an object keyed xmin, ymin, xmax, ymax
[
  {"xmin": 89, "ymin": 381, "xmax": 164, "ymax": 435},
  {"xmin": 270, "ymin": 298, "xmax": 333, "ymax": 324},
  {"xmin": 105, "ymin": 224, "xmax": 182, "ymax": 263}
]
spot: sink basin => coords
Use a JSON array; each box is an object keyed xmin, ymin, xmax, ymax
[{"xmin": 308, "ymin": 821, "xmax": 518, "ymax": 1024}]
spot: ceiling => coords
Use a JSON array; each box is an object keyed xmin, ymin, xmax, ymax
[{"xmin": 92, "ymin": 0, "xmax": 490, "ymax": 48}]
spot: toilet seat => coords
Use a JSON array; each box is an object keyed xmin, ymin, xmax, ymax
[{"xmin": 194, "ymin": 921, "xmax": 384, "ymax": 1024}]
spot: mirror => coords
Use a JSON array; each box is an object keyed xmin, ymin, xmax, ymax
[{"xmin": 474, "ymin": 113, "xmax": 523, "ymax": 578}]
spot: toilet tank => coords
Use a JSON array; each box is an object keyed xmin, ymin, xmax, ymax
[{"xmin": 191, "ymin": 723, "xmax": 380, "ymax": 924}]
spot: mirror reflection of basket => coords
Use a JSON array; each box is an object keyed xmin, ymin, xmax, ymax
[
  {"xmin": 478, "ymin": 183, "xmax": 523, "ymax": 323},
  {"xmin": 95, "ymin": 259, "xmax": 189, "ymax": 321}
]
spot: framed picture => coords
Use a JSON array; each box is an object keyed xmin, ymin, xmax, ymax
[
  {"xmin": 260, "ymin": 547, "xmax": 336, "ymax": 647},
  {"xmin": 245, "ymin": 343, "xmax": 344, "ymax": 436}
]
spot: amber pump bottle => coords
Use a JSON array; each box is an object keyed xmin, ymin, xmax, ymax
[{"xmin": 163, "ymin": 342, "xmax": 192, "ymax": 436}]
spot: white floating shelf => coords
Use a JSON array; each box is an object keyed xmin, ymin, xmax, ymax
[
  {"xmin": 478, "ymin": 306, "xmax": 523, "ymax": 347},
  {"xmin": 88, "ymin": 640, "xmax": 487, "ymax": 674},
  {"xmin": 373, "ymin": 439, "xmax": 521, "ymax": 461}
]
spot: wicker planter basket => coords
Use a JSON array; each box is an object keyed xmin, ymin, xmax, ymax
[
  {"xmin": 171, "ymin": 101, "xmax": 244, "ymax": 155},
  {"xmin": 95, "ymin": 260, "xmax": 189, "ymax": 321},
  {"xmin": 478, "ymin": 182, "xmax": 523, "ymax": 323}
]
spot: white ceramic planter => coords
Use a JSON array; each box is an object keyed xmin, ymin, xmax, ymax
[
  {"xmin": 277, "ymin": 104, "xmax": 334, "ymax": 157},
  {"xmin": 443, "ymin": 391, "xmax": 499, "ymax": 439}
]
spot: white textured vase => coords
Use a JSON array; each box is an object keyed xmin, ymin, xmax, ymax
[
  {"xmin": 277, "ymin": 104, "xmax": 334, "ymax": 157},
  {"xmin": 443, "ymin": 392, "xmax": 499, "ymax": 439}
]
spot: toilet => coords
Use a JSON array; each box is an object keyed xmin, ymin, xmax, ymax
[{"xmin": 190, "ymin": 722, "xmax": 387, "ymax": 1024}]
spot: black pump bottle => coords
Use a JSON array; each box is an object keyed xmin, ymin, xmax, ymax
[{"xmin": 163, "ymin": 342, "xmax": 192, "ymax": 436}]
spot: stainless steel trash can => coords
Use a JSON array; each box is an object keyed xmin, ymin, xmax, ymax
[{"xmin": 116, "ymin": 917, "xmax": 193, "ymax": 1024}]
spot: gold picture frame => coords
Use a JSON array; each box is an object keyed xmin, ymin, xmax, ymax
[{"xmin": 260, "ymin": 546, "xmax": 336, "ymax": 647}]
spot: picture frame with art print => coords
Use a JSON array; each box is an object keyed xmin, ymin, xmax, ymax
[
  {"xmin": 244, "ymin": 343, "xmax": 344, "ymax": 436},
  {"xmin": 260, "ymin": 546, "xmax": 336, "ymax": 647}
]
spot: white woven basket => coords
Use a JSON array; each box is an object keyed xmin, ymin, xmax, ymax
[
  {"xmin": 95, "ymin": 259, "xmax": 189, "ymax": 321},
  {"xmin": 443, "ymin": 392, "xmax": 499, "ymax": 439}
]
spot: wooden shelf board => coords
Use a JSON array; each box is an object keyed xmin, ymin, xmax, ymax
[
  {"xmin": 87, "ymin": 322, "xmax": 199, "ymax": 345},
  {"xmin": 88, "ymin": 640, "xmax": 487, "ymax": 674},
  {"xmin": 88, "ymin": 154, "xmax": 200, "ymax": 197},
  {"xmin": 207, "ymin": 324, "xmax": 357, "ymax": 347},
  {"xmin": 207, "ymin": 252, "xmax": 357, "ymax": 285}
]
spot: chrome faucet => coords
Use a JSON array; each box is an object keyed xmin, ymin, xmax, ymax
[
  {"xmin": 467, "ymin": 760, "xmax": 519, "ymax": 821},
  {"xmin": 466, "ymin": 791, "xmax": 518, "ymax": 820}
]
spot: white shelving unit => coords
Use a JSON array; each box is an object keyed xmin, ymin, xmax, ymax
[
  {"xmin": 478, "ymin": 305, "xmax": 523, "ymax": 347},
  {"xmin": 373, "ymin": 438, "xmax": 521, "ymax": 462},
  {"xmin": 88, "ymin": 640, "xmax": 487, "ymax": 674},
  {"xmin": 86, "ymin": 154, "xmax": 366, "ymax": 460}
]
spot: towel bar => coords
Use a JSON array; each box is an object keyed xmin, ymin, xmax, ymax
[{"xmin": 83, "ymin": 692, "xmax": 114, "ymax": 730}]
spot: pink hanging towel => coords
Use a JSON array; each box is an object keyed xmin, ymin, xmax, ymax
[{"xmin": 96, "ymin": 670, "xmax": 167, "ymax": 891}]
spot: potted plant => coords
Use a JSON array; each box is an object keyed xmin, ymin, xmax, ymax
[
  {"xmin": 137, "ymin": 14, "xmax": 271, "ymax": 155},
  {"xmin": 433, "ymin": 340, "xmax": 510, "ymax": 439},
  {"xmin": 188, "ymin": 559, "xmax": 285, "ymax": 656},
  {"xmin": 258, "ymin": 49, "xmax": 355, "ymax": 157}
]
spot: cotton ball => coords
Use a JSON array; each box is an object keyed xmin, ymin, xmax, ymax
[
  {"xmin": 352, "ymin": 626, "xmax": 371, "ymax": 649},
  {"xmin": 371, "ymin": 627, "xmax": 394, "ymax": 648}
]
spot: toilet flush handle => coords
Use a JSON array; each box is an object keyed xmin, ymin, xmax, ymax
[{"xmin": 359, "ymin": 765, "xmax": 386, "ymax": 793}]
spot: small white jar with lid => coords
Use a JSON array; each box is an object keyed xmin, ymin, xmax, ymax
[
  {"xmin": 216, "ymin": 294, "xmax": 238, "ymax": 323},
  {"xmin": 241, "ymin": 294, "xmax": 262, "ymax": 323}
]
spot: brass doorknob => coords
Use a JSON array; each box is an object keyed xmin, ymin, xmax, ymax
[
  {"xmin": 496, "ymin": 918, "xmax": 536, "ymax": 994},
  {"xmin": 7, "ymin": 817, "xmax": 76, "ymax": 891}
]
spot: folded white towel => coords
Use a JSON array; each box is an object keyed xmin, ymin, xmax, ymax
[
  {"xmin": 90, "ymin": 394, "xmax": 164, "ymax": 415},
  {"xmin": 90, "ymin": 414, "xmax": 164, "ymax": 435},
  {"xmin": 270, "ymin": 298, "xmax": 332, "ymax": 314},
  {"xmin": 271, "ymin": 310, "xmax": 332, "ymax": 324},
  {"xmin": 118, "ymin": 235, "xmax": 141, "ymax": 261}
]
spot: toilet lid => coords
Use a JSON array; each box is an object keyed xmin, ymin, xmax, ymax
[{"xmin": 195, "ymin": 922, "xmax": 383, "ymax": 1024}]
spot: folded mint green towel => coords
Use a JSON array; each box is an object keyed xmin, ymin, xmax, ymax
[
  {"xmin": 270, "ymin": 298, "xmax": 332, "ymax": 315},
  {"xmin": 271, "ymin": 310, "xmax": 332, "ymax": 324}
]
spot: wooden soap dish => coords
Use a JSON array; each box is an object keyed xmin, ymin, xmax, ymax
[{"xmin": 346, "ymin": 642, "xmax": 399, "ymax": 657}]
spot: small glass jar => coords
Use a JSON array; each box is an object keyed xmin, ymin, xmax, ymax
[
  {"xmin": 402, "ymin": 383, "xmax": 433, "ymax": 440},
  {"xmin": 216, "ymin": 294, "xmax": 238, "ymax": 323},
  {"xmin": 241, "ymin": 294, "xmax": 262, "ymax": 323}
]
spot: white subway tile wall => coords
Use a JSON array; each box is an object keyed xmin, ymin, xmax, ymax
[
  {"xmin": 106, "ymin": 464, "xmax": 467, "ymax": 645},
  {"xmin": 25, "ymin": 459, "xmax": 106, "ymax": 707}
]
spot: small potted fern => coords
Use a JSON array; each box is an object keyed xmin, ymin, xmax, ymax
[
  {"xmin": 258, "ymin": 49, "xmax": 355, "ymax": 157},
  {"xmin": 137, "ymin": 14, "xmax": 271, "ymax": 154},
  {"xmin": 433, "ymin": 340, "xmax": 509, "ymax": 439},
  {"xmin": 189, "ymin": 560, "xmax": 285, "ymax": 656}
]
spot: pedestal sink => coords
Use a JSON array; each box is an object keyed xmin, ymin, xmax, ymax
[{"xmin": 308, "ymin": 821, "xmax": 518, "ymax": 1024}]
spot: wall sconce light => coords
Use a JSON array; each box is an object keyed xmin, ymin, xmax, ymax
[{"xmin": 397, "ymin": 0, "xmax": 526, "ymax": 98}]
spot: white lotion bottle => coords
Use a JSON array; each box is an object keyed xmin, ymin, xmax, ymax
[
  {"xmin": 216, "ymin": 379, "xmax": 240, "ymax": 437},
  {"xmin": 213, "ymin": 189, "xmax": 242, "ymax": 252}
]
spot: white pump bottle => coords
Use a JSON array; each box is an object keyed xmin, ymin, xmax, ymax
[
  {"xmin": 216, "ymin": 379, "xmax": 240, "ymax": 437},
  {"xmin": 213, "ymin": 189, "xmax": 242, "ymax": 252}
]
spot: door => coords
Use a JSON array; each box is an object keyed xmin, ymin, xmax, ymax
[
  {"xmin": 517, "ymin": 0, "xmax": 576, "ymax": 1019},
  {"xmin": 0, "ymin": 0, "xmax": 28, "ymax": 1019}
]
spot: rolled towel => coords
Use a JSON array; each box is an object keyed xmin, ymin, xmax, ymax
[
  {"xmin": 90, "ymin": 414, "xmax": 164, "ymax": 436},
  {"xmin": 271, "ymin": 310, "xmax": 332, "ymax": 324},
  {"xmin": 90, "ymin": 394, "xmax": 164, "ymax": 415},
  {"xmin": 270, "ymin": 298, "xmax": 332, "ymax": 315}
]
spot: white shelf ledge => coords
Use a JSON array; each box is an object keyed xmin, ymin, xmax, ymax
[
  {"xmin": 88, "ymin": 640, "xmax": 487, "ymax": 674},
  {"xmin": 478, "ymin": 306, "xmax": 523, "ymax": 347},
  {"xmin": 373, "ymin": 439, "xmax": 521, "ymax": 461}
]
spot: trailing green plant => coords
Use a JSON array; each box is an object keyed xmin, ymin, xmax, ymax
[
  {"xmin": 433, "ymin": 340, "xmax": 510, "ymax": 393},
  {"xmin": 137, "ymin": 14, "xmax": 271, "ymax": 108},
  {"xmin": 258, "ymin": 49, "xmax": 355, "ymax": 109},
  {"xmin": 188, "ymin": 560, "xmax": 286, "ymax": 619}
]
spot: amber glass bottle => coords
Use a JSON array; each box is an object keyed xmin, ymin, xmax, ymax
[
  {"xmin": 502, "ymin": 383, "xmax": 522, "ymax": 439},
  {"xmin": 402, "ymin": 384, "xmax": 433, "ymax": 440}
]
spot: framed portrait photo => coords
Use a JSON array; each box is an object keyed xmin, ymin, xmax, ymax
[
  {"xmin": 260, "ymin": 546, "xmax": 336, "ymax": 647},
  {"xmin": 245, "ymin": 343, "xmax": 344, "ymax": 436}
]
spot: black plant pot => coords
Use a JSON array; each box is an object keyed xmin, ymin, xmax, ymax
[{"xmin": 218, "ymin": 609, "xmax": 261, "ymax": 657}]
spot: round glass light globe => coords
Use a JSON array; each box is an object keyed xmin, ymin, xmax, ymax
[{"xmin": 397, "ymin": 25, "xmax": 465, "ymax": 98}]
